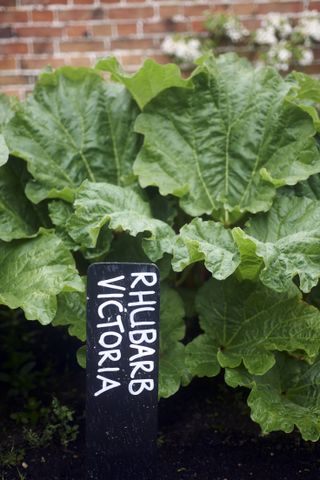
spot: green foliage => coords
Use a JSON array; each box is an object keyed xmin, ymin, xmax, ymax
[{"xmin": 1, "ymin": 55, "xmax": 320, "ymax": 440}]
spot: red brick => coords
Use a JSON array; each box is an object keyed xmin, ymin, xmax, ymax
[
  {"xmin": 151, "ymin": 53, "xmax": 171, "ymax": 64},
  {"xmin": 0, "ymin": 43, "xmax": 29, "ymax": 55},
  {"xmin": 191, "ymin": 20, "xmax": 206, "ymax": 33},
  {"xmin": 117, "ymin": 23, "xmax": 137, "ymax": 36},
  {"xmin": 242, "ymin": 18, "xmax": 261, "ymax": 31},
  {"xmin": 92, "ymin": 24, "xmax": 112, "ymax": 36},
  {"xmin": 309, "ymin": 1, "xmax": 320, "ymax": 8},
  {"xmin": 73, "ymin": 0, "xmax": 96, "ymax": 3},
  {"xmin": 31, "ymin": 10, "xmax": 54, "ymax": 22},
  {"xmin": 119, "ymin": 54, "xmax": 144, "ymax": 66},
  {"xmin": 58, "ymin": 8, "xmax": 104, "ymax": 21},
  {"xmin": 111, "ymin": 38, "xmax": 154, "ymax": 49},
  {"xmin": 0, "ymin": 75, "xmax": 29, "ymax": 86},
  {"xmin": 20, "ymin": 57, "xmax": 66, "ymax": 70},
  {"xmin": 184, "ymin": 4, "xmax": 211, "ymax": 17},
  {"xmin": 0, "ymin": 11, "xmax": 28, "ymax": 23},
  {"xmin": 59, "ymin": 40, "xmax": 105, "ymax": 52},
  {"xmin": 144, "ymin": 19, "xmax": 191, "ymax": 34},
  {"xmin": 15, "ymin": 27, "xmax": 63, "ymax": 38},
  {"xmin": 0, "ymin": 0, "xmax": 16, "ymax": 5},
  {"xmin": 32, "ymin": 41, "xmax": 54, "ymax": 54},
  {"xmin": 256, "ymin": 2, "xmax": 302, "ymax": 15},
  {"xmin": 0, "ymin": 27, "xmax": 13, "ymax": 38},
  {"xmin": 299, "ymin": 64, "xmax": 320, "ymax": 75},
  {"xmin": 159, "ymin": 5, "xmax": 184, "ymax": 18},
  {"xmin": 108, "ymin": 7, "xmax": 154, "ymax": 20},
  {"xmin": 65, "ymin": 25, "xmax": 92, "ymax": 37},
  {"xmin": 0, "ymin": 58, "xmax": 16, "ymax": 70},
  {"xmin": 21, "ymin": 0, "xmax": 67, "ymax": 4},
  {"xmin": 1, "ymin": 87, "xmax": 26, "ymax": 99},
  {"xmin": 69, "ymin": 56, "xmax": 93, "ymax": 67}
]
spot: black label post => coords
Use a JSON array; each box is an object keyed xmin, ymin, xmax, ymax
[{"xmin": 86, "ymin": 262, "xmax": 160, "ymax": 480}]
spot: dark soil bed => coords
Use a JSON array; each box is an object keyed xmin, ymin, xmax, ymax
[
  {"xmin": 1, "ymin": 321, "xmax": 319, "ymax": 480},
  {"xmin": 2, "ymin": 376, "xmax": 320, "ymax": 480}
]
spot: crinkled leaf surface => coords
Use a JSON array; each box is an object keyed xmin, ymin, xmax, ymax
[
  {"xmin": 159, "ymin": 283, "xmax": 187, "ymax": 398},
  {"xmin": 49, "ymin": 200, "xmax": 112, "ymax": 259},
  {"xmin": 232, "ymin": 227, "xmax": 263, "ymax": 281},
  {"xmin": 48, "ymin": 200, "xmax": 78, "ymax": 250},
  {"xmin": 186, "ymin": 334, "xmax": 221, "ymax": 378},
  {"xmin": 0, "ymin": 161, "xmax": 42, "ymax": 241},
  {"xmin": 67, "ymin": 180, "xmax": 175, "ymax": 261},
  {"xmin": 4, "ymin": 67, "xmax": 140, "ymax": 203},
  {"xmin": 106, "ymin": 234, "xmax": 171, "ymax": 280},
  {"xmin": 234, "ymin": 195, "xmax": 320, "ymax": 292},
  {"xmin": 288, "ymin": 72, "xmax": 320, "ymax": 130},
  {"xmin": 293, "ymin": 173, "xmax": 320, "ymax": 200},
  {"xmin": 53, "ymin": 285, "xmax": 86, "ymax": 341},
  {"xmin": 192, "ymin": 277, "xmax": 320, "ymax": 375},
  {"xmin": 225, "ymin": 353, "xmax": 320, "ymax": 441},
  {"xmin": 0, "ymin": 231, "xmax": 83, "ymax": 324},
  {"xmin": 0, "ymin": 93, "xmax": 17, "ymax": 130},
  {"xmin": 134, "ymin": 54, "xmax": 320, "ymax": 221},
  {"xmin": 96, "ymin": 57, "xmax": 192, "ymax": 109},
  {"xmin": 172, "ymin": 217, "xmax": 240, "ymax": 279}
]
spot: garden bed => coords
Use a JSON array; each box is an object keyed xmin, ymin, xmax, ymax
[{"xmin": 1, "ymin": 345, "xmax": 319, "ymax": 480}]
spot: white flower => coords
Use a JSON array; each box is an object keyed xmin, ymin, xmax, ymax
[
  {"xmin": 161, "ymin": 36, "xmax": 201, "ymax": 62},
  {"xmin": 276, "ymin": 62, "xmax": 289, "ymax": 71},
  {"xmin": 303, "ymin": 19, "xmax": 320, "ymax": 41},
  {"xmin": 298, "ymin": 11, "xmax": 320, "ymax": 42},
  {"xmin": 279, "ymin": 22, "xmax": 292, "ymax": 38},
  {"xmin": 261, "ymin": 12, "xmax": 292, "ymax": 39},
  {"xmin": 277, "ymin": 47, "xmax": 292, "ymax": 62},
  {"xmin": 255, "ymin": 26, "xmax": 277, "ymax": 45},
  {"xmin": 266, "ymin": 12, "xmax": 283, "ymax": 29},
  {"xmin": 225, "ymin": 18, "xmax": 249, "ymax": 43},
  {"xmin": 188, "ymin": 39, "xmax": 201, "ymax": 50},
  {"xmin": 162, "ymin": 36, "xmax": 177, "ymax": 55},
  {"xmin": 299, "ymin": 48, "xmax": 314, "ymax": 66}
]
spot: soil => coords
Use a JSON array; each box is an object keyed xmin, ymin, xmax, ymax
[{"xmin": 1, "ymin": 322, "xmax": 320, "ymax": 480}]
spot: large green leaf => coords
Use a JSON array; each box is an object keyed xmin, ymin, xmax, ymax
[
  {"xmin": 226, "ymin": 353, "xmax": 320, "ymax": 441},
  {"xmin": 48, "ymin": 200, "xmax": 78, "ymax": 250},
  {"xmin": 96, "ymin": 57, "xmax": 192, "ymax": 109},
  {"xmin": 134, "ymin": 54, "xmax": 320, "ymax": 222},
  {"xmin": 0, "ymin": 93, "xmax": 17, "ymax": 130},
  {"xmin": 106, "ymin": 234, "xmax": 171, "ymax": 280},
  {"xmin": 288, "ymin": 72, "xmax": 320, "ymax": 130},
  {"xmin": 67, "ymin": 180, "xmax": 175, "ymax": 261},
  {"xmin": 188, "ymin": 277, "xmax": 320, "ymax": 376},
  {"xmin": 4, "ymin": 67, "xmax": 140, "ymax": 203},
  {"xmin": 234, "ymin": 195, "xmax": 320, "ymax": 293},
  {"xmin": 52, "ymin": 287, "xmax": 86, "ymax": 341},
  {"xmin": 0, "ymin": 231, "xmax": 83, "ymax": 324},
  {"xmin": 0, "ymin": 93, "xmax": 12, "ymax": 165},
  {"xmin": 172, "ymin": 217, "xmax": 240, "ymax": 279},
  {"xmin": 0, "ymin": 161, "xmax": 42, "ymax": 241},
  {"xmin": 293, "ymin": 173, "xmax": 320, "ymax": 200},
  {"xmin": 186, "ymin": 334, "xmax": 220, "ymax": 378},
  {"xmin": 159, "ymin": 283, "xmax": 187, "ymax": 398}
]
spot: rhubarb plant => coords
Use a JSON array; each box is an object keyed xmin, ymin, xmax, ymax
[{"xmin": 1, "ymin": 54, "xmax": 320, "ymax": 440}]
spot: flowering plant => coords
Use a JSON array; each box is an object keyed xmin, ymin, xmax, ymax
[
  {"xmin": 254, "ymin": 11, "xmax": 320, "ymax": 71},
  {"xmin": 161, "ymin": 10, "xmax": 320, "ymax": 72}
]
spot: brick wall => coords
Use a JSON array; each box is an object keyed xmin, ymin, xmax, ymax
[{"xmin": 0, "ymin": 0, "xmax": 319, "ymax": 97}]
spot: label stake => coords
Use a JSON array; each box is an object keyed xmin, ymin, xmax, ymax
[{"xmin": 86, "ymin": 262, "xmax": 160, "ymax": 480}]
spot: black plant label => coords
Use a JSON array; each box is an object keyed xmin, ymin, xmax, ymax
[{"xmin": 86, "ymin": 262, "xmax": 160, "ymax": 480}]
